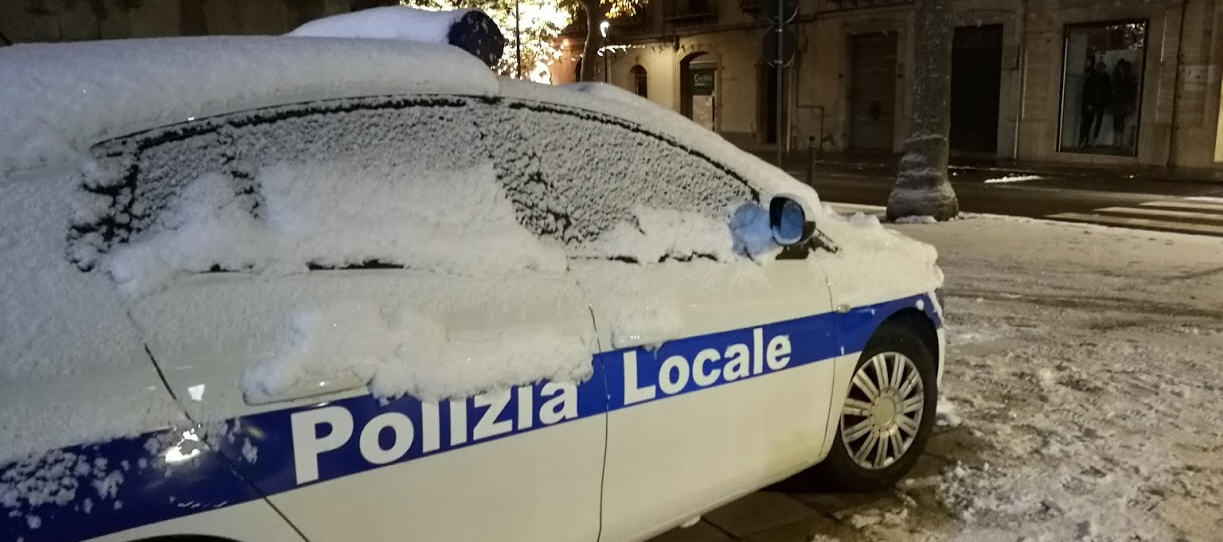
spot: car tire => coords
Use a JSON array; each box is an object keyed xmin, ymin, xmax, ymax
[{"xmin": 815, "ymin": 321, "xmax": 937, "ymax": 491}]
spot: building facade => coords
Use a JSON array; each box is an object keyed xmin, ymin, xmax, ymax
[
  {"xmin": 5, "ymin": 0, "xmax": 1220, "ymax": 168},
  {"xmin": 0, "ymin": 0, "xmax": 396, "ymax": 42},
  {"xmin": 552, "ymin": 0, "xmax": 1223, "ymax": 169}
]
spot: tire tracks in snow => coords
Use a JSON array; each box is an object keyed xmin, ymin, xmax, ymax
[{"xmin": 944, "ymin": 288, "xmax": 1223, "ymax": 322}]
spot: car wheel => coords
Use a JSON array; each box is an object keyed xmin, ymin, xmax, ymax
[{"xmin": 817, "ymin": 321, "xmax": 937, "ymax": 491}]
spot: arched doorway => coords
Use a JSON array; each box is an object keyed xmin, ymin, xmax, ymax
[
  {"xmin": 630, "ymin": 65, "xmax": 648, "ymax": 98},
  {"xmin": 680, "ymin": 52, "xmax": 717, "ymax": 130}
]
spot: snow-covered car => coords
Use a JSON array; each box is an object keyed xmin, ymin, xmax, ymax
[{"xmin": 0, "ymin": 35, "xmax": 944, "ymax": 542}]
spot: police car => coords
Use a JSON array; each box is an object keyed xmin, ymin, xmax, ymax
[{"xmin": 0, "ymin": 33, "xmax": 944, "ymax": 542}]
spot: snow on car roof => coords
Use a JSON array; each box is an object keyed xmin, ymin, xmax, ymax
[{"xmin": 0, "ymin": 35, "xmax": 499, "ymax": 175}]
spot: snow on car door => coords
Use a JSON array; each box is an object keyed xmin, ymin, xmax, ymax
[
  {"xmin": 76, "ymin": 98, "xmax": 609, "ymax": 542},
  {"xmin": 580, "ymin": 256, "xmax": 835, "ymax": 541},
  {"xmin": 127, "ymin": 272, "xmax": 605, "ymax": 542},
  {"xmin": 481, "ymin": 102, "xmax": 837, "ymax": 541}
]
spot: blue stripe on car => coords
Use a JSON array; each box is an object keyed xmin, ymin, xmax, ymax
[{"xmin": 0, "ymin": 293, "xmax": 938, "ymax": 542}]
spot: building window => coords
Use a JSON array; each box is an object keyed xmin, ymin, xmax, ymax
[
  {"xmin": 1057, "ymin": 20, "xmax": 1147, "ymax": 156},
  {"xmin": 630, "ymin": 65, "xmax": 648, "ymax": 98},
  {"xmin": 666, "ymin": 0, "xmax": 716, "ymax": 21}
]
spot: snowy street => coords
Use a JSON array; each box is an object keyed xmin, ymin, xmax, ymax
[
  {"xmin": 653, "ymin": 213, "xmax": 1223, "ymax": 542},
  {"xmin": 5, "ymin": 5, "xmax": 1223, "ymax": 539}
]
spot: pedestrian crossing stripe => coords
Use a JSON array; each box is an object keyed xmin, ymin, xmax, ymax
[
  {"xmin": 1138, "ymin": 200, "xmax": 1223, "ymax": 213},
  {"xmin": 1093, "ymin": 206, "xmax": 1223, "ymax": 223},
  {"xmin": 1043, "ymin": 212, "xmax": 1223, "ymax": 236},
  {"xmin": 1047, "ymin": 197, "xmax": 1223, "ymax": 236},
  {"xmin": 823, "ymin": 198, "xmax": 1223, "ymax": 237}
]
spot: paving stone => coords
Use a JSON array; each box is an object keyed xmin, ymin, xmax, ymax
[
  {"xmin": 703, "ymin": 491, "xmax": 819, "ymax": 538},
  {"xmin": 740, "ymin": 513, "xmax": 864, "ymax": 542},
  {"xmin": 893, "ymin": 455, "xmax": 958, "ymax": 523},
  {"xmin": 787, "ymin": 490, "xmax": 894, "ymax": 516},
  {"xmin": 907, "ymin": 452, "xmax": 952, "ymax": 478},
  {"xmin": 922, "ymin": 426, "xmax": 987, "ymax": 463},
  {"xmin": 648, "ymin": 520, "xmax": 735, "ymax": 542},
  {"xmin": 825, "ymin": 493, "xmax": 909, "ymax": 523}
]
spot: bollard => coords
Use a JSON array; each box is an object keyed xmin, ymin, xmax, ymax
[{"xmin": 806, "ymin": 134, "xmax": 816, "ymax": 185}]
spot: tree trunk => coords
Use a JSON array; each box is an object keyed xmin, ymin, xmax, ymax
[
  {"xmin": 886, "ymin": 0, "xmax": 959, "ymax": 221},
  {"xmin": 578, "ymin": 0, "xmax": 602, "ymax": 82}
]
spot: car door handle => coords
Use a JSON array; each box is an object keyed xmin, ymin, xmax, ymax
[{"xmin": 242, "ymin": 373, "xmax": 368, "ymax": 406}]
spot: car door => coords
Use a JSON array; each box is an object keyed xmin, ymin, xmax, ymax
[
  {"xmin": 477, "ymin": 99, "xmax": 838, "ymax": 541},
  {"xmin": 79, "ymin": 96, "xmax": 608, "ymax": 542},
  {"xmin": 584, "ymin": 256, "xmax": 836, "ymax": 541}
]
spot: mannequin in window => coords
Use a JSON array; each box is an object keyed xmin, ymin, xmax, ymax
[
  {"xmin": 1078, "ymin": 58, "xmax": 1111, "ymax": 147},
  {"xmin": 1109, "ymin": 59, "xmax": 1137, "ymax": 148}
]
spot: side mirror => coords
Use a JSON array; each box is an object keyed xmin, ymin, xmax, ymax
[{"xmin": 769, "ymin": 196, "xmax": 815, "ymax": 246}]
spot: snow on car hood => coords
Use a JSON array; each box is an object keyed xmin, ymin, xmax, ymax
[
  {"xmin": 818, "ymin": 209, "xmax": 944, "ymax": 307},
  {"xmin": 0, "ymin": 36, "xmax": 498, "ymax": 175}
]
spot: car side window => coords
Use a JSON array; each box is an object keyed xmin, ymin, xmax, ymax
[
  {"xmin": 72, "ymin": 97, "xmax": 495, "ymax": 274},
  {"xmin": 70, "ymin": 95, "xmax": 759, "ymax": 283},
  {"xmin": 486, "ymin": 100, "xmax": 759, "ymax": 252}
]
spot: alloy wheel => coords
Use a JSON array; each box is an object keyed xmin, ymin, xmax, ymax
[{"xmin": 839, "ymin": 351, "xmax": 925, "ymax": 470}]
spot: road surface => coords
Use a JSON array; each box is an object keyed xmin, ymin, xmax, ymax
[{"xmin": 790, "ymin": 160, "xmax": 1223, "ymax": 237}]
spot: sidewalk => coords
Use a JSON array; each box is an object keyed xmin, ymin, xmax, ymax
[
  {"xmin": 754, "ymin": 150, "xmax": 1223, "ymax": 237},
  {"xmin": 754, "ymin": 150, "xmax": 1223, "ymax": 193}
]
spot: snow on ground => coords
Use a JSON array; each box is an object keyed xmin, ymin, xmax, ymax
[
  {"xmin": 982, "ymin": 174, "xmax": 1044, "ymax": 184},
  {"xmin": 823, "ymin": 213, "xmax": 1223, "ymax": 541},
  {"xmin": 892, "ymin": 215, "xmax": 937, "ymax": 224}
]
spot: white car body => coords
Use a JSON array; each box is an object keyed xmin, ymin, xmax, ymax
[{"xmin": 0, "ymin": 36, "xmax": 944, "ymax": 542}]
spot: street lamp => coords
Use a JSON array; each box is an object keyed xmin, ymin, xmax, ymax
[{"xmin": 599, "ymin": 21, "xmax": 610, "ymax": 83}]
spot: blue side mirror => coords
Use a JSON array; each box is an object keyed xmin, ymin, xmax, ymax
[{"xmin": 769, "ymin": 196, "xmax": 815, "ymax": 246}]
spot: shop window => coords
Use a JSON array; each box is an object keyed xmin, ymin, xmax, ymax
[
  {"xmin": 630, "ymin": 65, "xmax": 648, "ymax": 98},
  {"xmin": 681, "ymin": 52, "xmax": 717, "ymax": 131},
  {"xmin": 1057, "ymin": 20, "xmax": 1147, "ymax": 156},
  {"xmin": 1216, "ymin": 77, "xmax": 1223, "ymax": 162}
]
